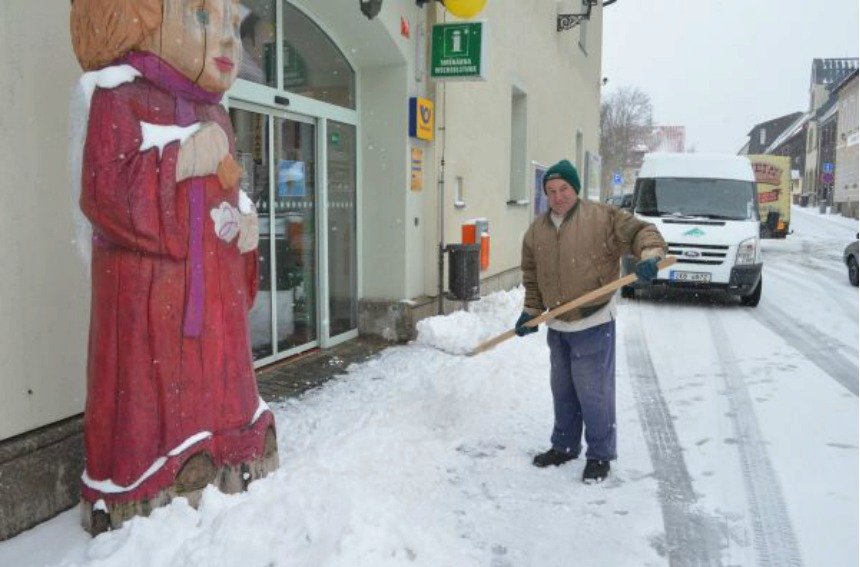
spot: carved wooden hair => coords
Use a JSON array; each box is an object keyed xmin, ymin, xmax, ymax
[{"xmin": 70, "ymin": 0, "xmax": 163, "ymax": 71}]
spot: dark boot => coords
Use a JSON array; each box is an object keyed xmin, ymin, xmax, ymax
[
  {"xmin": 582, "ymin": 459, "xmax": 610, "ymax": 484},
  {"xmin": 532, "ymin": 448, "xmax": 577, "ymax": 468}
]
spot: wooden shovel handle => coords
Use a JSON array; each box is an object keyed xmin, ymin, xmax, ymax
[{"xmin": 469, "ymin": 256, "xmax": 677, "ymax": 356}]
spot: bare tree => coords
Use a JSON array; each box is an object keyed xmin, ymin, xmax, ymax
[{"xmin": 599, "ymin": 86, "xmax": 654, "ymax": 194}]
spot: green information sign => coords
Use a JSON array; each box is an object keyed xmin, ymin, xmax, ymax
[{"xmin": 431, "ymin": 22, "xmax": 487, "ymax": 80}]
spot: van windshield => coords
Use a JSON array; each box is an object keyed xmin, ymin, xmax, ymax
[{"xmin": 634, "ymin": 177, "xmax": 758, "ymax": 221}]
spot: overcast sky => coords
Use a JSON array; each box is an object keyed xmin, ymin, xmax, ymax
[{"xmin": 602, "ymin": 0, "xmax": 859, "ymax": 153}]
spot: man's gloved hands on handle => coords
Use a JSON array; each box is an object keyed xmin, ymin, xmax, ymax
[
  {"xmin": 514, "ymin": 311, "xmax": 539, "ymax": 337},
  {"xmin": 634, "ymin": 256, "xmax": 661, "ymax": 282}
]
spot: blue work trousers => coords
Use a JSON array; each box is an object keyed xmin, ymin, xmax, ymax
[{"xmin": 547, "ymin": 321, "xmax": 617, "ymax": 461}]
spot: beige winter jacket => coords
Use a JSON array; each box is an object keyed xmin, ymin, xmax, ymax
[{"xmin": 521, "ymin": 199, "xmax": 666, "ymax": 322}]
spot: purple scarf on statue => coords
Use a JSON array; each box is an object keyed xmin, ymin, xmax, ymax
[{"xmin": 125, "ymin": 51, "xmax": 223, "ymax": 338}]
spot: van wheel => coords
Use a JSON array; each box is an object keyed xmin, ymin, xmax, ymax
[
  {"xmin": 620, "ymin": 286, "xmax": 635, "ymax": 299},
  {"xmin": 740, "ymin": 279, "xmax": 762, "ymax": 307}
]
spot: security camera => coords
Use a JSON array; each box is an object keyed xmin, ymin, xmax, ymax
[{"xmin": 360, "ymin": 0, "xmax": 382, "ymax": 19}]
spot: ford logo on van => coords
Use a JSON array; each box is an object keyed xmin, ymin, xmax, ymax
[{"xmin": 683, "ymin": 250, "xmax": 701, "ymax": 258}]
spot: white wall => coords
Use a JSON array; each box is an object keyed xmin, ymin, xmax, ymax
[
  {"xmin": 0, "ymin": 2, "xmax": 89, "ymax": 440},
  {"xmin": 422, "ymin": 0, "xmax": 604, "ymax": 297}
]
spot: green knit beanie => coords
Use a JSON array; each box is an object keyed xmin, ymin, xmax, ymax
[{"xmin": 543, "ymin": 159, "xmax": 581, "ymax": 194}]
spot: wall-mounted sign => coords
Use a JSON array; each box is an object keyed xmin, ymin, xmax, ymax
[
  {"xmin": 411, "ymin": 147, "xmax": 424, "ymax": 191},
  {"xmin": 430, "ymin": 22, "xmax": 487, "ymax": 81},
  {"xmin": 409, "ymin": 97, "xmax": 434, "ymax": 141}
]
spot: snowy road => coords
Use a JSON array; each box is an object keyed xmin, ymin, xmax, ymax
[{"xmin": 0, "ymin": 205, "xmax": 856, "ymax": 567}]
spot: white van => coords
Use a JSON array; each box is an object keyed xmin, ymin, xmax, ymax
[{"xmin": 621, "ymin": 152, "xmax": 763, "ymax": 307}]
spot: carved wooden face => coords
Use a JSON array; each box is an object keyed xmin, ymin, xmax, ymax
[{"xmin": 144, "ymin": 0, "xmax": 243, "ymax": 93}]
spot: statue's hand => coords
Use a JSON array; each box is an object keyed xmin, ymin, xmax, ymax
[
  {"xmin": 176, "ymin": 122, "xmax": 229, "ymax": 182},
  {"xmin": 217, "ymin": 154, "xmax": 243, "ymax": 191}
]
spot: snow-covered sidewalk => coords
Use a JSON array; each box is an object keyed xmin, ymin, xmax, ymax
[
  {"xmin": 2, "ymin": 287, "xmax": 667, "ymax": 567},
  {"xmin": 1, "ymin": 205, "xmax": 856, "ymax": 566}
]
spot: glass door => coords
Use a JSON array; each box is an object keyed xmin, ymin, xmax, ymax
[
  {"xmin": 231, "ymin": 104, "xmax": 319, "ymax": 363},
  {"xmin": 273, "ymin": 115, "xmax": 317, "ymax": 352},
  {"xmin": 231, "ymin": 107, "xmax": 273, "ymax": 360}
]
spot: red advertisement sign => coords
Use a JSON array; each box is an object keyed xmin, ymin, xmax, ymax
[{"xmin": 758, "ymin": 188, "xmax": 781, "ymax": 203}]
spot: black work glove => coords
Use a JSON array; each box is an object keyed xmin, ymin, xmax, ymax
[
  {"xmin": 514, "ymin": 311, "xmax": 539, "ymax": 337},
  {"xmin": 635, "ymin": 257, "xmax": 661, "ymax": 282}
]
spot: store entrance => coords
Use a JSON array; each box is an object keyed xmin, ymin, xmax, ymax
[
  {"xmin": 231, "ymin": 104, "xmax": 318, "ymax": 362},
  {"xmin": 230, "ymin": 96, "xmax": 359, "ymax": 365}
]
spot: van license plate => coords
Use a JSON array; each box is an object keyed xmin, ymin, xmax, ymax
[{"xmin": 670, "ymin": 270, "xmax": 711, "ymax": 283}]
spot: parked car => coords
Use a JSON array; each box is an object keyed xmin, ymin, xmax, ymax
[
  {"xmin": 605, "ymin": 193, "xmax": 633, "ymax": 210},
  {"xmin": 843, "ymin": 237, "xmax": 858, "ymax": 287}
]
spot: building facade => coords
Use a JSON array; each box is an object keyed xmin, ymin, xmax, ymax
[
  {"xmin": 833, "ymin": 70, "xmax": 858, "ymax": 218},
  {"xmin": 0, "ymin": 0, "xmax": 605, "ymax": 538},
  {"xmin": 746, "ymin": 112, "xmax": 802, "ymax": 155},
  {"xmin": 804, "ymin": 58, "xmax": 858, "ymax": 206}
]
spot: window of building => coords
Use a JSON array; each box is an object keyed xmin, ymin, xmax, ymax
[
  {"xmin": 282, "ymin": 2, "xmax": 356, "ymax": 109},
  {"xmin": 509, "ymin": 86, "xmax": 528, "ymax": 202},
  {"xmin": 238, "ymin": 0, "xmax": 277, "ymax": 87},
  {"xmin": 759, "ymin": 128, "xmax": 766, "ymax": 146}
]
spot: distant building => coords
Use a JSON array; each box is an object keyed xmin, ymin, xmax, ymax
[
  {"xmin": 652, "ymin": 126, "xmax": 686, "ymax": 153},
  {"xmin": 833, "ymin": 70, "xmax": 859, "ymax": 218},
  {"xmin": 746, "ymin": 112, "xmax": 802, "ymax": 155},
  {"xmin": 804, "ymin": 58, "xmax": 859, "ymax": 205},
  {"xmin": 764, "ymin": 112, "xmax": 809, "ymax": 196}
]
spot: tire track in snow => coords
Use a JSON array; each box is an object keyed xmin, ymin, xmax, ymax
[
  {"xmin": 708, "ymin": 314, "xmax": 804, "ymax": 567},
  {"xmin": 750, "ymin": 301, "xmax": 858, "ymax": 396},
  {"xmin": 625, "ymin": 309, "xmax": 724, "ymax": 566}
]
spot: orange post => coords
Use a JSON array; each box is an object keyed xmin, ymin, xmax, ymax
[
  {"xmin": 480, "ymin": 233, "xmax": 490, "ymax": 270},
  {"xmin": 461, "ymin": 222, "xmax": 476, "ymax": 244}
]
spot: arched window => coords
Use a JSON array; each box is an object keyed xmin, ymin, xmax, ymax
[
  {"xmin": 238, "ymin": 1, "xmax": 356, "ymax": 110},
  {"xmin": 282, "ymin": 2, "xmax": 356, "ymax": 109}
]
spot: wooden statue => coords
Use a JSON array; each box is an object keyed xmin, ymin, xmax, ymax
[{"xmin": 69, "ymin": 0, "xmax": 278, "ymax": 535}]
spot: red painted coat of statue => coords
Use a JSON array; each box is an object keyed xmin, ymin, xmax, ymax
[{"xmin": 79, "ymin": 68, "xmax": 272, "ymax": 504}]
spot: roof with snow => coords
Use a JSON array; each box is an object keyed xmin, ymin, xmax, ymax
[
  {"xmin": 811, "ymin": 58, "xmax": 859, "ymax": 87},
  {"xmin": 764, "ymin": 112, "xmax": 809, "ymax": 154},
  {"xmin": 830, "ymin": 69, "xmax": 859, "ymax": 95}
]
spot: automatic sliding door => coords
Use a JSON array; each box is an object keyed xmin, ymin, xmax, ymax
[
  {"xmin": 273, "ymin": 116, "xmax": 317, "ymax": 351},
  {"xmin": 230, "ymin": 107, "xmax": 273, "ymax": 360}
]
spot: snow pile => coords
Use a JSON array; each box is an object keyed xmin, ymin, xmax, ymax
[{"xmin": 413, "ymin": 287, "xmax": 524, "ymax": 354}]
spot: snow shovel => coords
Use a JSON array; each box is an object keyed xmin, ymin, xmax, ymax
[{"xmin": 469, "ymin": 256, "xmax": 677, "ymax": 356}]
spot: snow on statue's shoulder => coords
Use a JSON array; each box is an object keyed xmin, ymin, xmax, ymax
[{"xmin": 78, "ymin": 64, "xmax": 141, "ymax": 106}]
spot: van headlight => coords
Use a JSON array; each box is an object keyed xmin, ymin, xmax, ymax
[{"xmin": 736, "ymin": 238, "xmax": 757, "ymax": 265}]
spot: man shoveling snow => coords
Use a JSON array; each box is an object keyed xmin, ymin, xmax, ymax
[{"xmin": 516, "ymin": 159, "xmax": 666, "ymax": 483}]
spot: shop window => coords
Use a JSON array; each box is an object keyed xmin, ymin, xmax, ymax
[
  {"xmin": 239, "ymin": 0, "xmax": 277, "ymax": 87},
  {"xmin": 283, "ymin": 2, "xmax": 356, "ymax": 109}
]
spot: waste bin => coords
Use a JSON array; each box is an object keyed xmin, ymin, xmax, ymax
[
  {"xmin": 799, "ymin": 194, "xmax": 809, "ymax": 207},
  {"xmin": 446, "ymin": 243, "xmax": 480, "ymax": 301}
]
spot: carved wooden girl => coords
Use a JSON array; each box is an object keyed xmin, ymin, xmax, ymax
[{"xmin": 70, "ymin": 0, "xmax": 278, "ymax": 534}]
